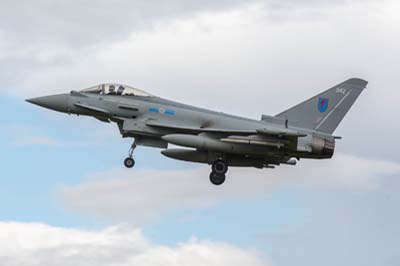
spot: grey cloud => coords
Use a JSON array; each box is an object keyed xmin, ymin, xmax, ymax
[
  {"xmin": 268, "ymin": 175, "xmax": 400, "ymax": 266},
  {"xmin": 0, "ymin": 0, "xmax": 361, "ymax": 49},
  {"xmin": 0, "ymin": 0, "xmax": 258, "ymax": 50},
  {"xmin": 59, "ymin": 154, "xmax": 400, "ymax": 223},
  {"xmin": 0, "ymin": 0, "xmax": 379, "ymax": 57},
  {"xmin": 0, "ymin": 0, "xmax": 261, "ymax": 92},
  {"xmin": 0, "ymin": 0, "xmax": 376, "ymax": 80}
]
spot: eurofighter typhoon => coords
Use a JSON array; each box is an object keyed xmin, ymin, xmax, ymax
[{"xmin": 27, "ymin": 78, "xmax": 367, "ymax": 185}]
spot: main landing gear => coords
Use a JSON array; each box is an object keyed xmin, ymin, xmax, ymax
[
  {"xmin": 124, "ymin": 142, "xmax": 136, "ymax": 168},
  {"xmin": 123, "ymin": 142, "xmax": 229, "ymax": 186},
  {"xmin": 210, "ymin": 159, "xmax": 228, "ymax": 186}
]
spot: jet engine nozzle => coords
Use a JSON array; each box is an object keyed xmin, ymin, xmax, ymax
[{"xmin": 311, "ymin": 136, "xmax": 335, "ymax": 158}]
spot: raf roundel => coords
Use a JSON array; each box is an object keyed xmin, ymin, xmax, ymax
[{"xmin": 318, "ymin": 97, "xmax": 329, "ymax": 113}]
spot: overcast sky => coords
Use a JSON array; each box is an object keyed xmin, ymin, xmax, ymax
[{"xmin": 1, "ymin": 0, "xmax": 400, "ymax": 265}]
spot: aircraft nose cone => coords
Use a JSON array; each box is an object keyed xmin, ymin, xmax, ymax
[{"xmin": 26, "ymin": 94, "xmax": 69, "ymax": 113}]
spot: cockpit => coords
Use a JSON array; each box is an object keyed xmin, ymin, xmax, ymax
[{"xmin": 80, "ymin": 84, "xmax": 152, "ymax": 97}]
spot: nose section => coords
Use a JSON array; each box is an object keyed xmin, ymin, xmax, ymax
[{"xmin": 26, "ymin": 94, "xmax": 69, "ymax": 113}]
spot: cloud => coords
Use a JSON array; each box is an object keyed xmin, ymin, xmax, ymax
[
  {"xmin": 0, "ymin": 221, "xmax": 266, "ymax": 266},
  {"xmin": 268, "ymin": 174, "xmax": 400, "ymax": 266},
  {"xmin": 59, "ymin": 154, "xmax": 400, "ymax": 223},
  {"xmin": 0, "ymin": 124, "xmax": 63, "ymax": 147},
  {"xmin": 0, "ymin": 121, "xmax": 119, "ymax": 148},
  {"xmin": 0, "ymin": 0, "xmax": 390, "ymax": 96},
  {"xmin": 0, "ymin": 0, "xmax": 260, "ymax": 95},
  {"xmin": 0, "ymin": 0, "xmax": 370, "ymax": 55},
  {"xmin": 0, "ymin": 0, "xmax": 258, "ymax": 49}
]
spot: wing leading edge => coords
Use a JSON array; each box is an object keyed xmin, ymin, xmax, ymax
[{"xmin": 146, "ymin": 119, "xmax": 305, "ymax": 137}]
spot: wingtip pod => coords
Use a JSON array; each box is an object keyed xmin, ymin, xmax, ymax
[{"xmin": 345, "ymin": 78, "xmax": 368, "ymax": 88}]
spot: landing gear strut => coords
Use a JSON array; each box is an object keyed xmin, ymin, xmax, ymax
[
  {"xmin": 124, "ymin": 142, "xmax": 136, "ymax": 168},
  {"xmin": 210, "ymin": 159, "xmax": 228, "ymax": 186}
]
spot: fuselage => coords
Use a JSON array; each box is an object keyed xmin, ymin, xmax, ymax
[{"xmin": 31, "ymin": 90, "xmax": 334, "ymax": 163}]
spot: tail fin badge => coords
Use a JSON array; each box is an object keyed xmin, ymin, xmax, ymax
[{"xmin": 318, "ymin": 98, "xmax": 329, "ymax": 113}]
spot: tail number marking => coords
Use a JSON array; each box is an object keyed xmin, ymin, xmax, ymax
[{"xmin": 336, "ymin": 88, "xmax": 347, "ymax": 95}]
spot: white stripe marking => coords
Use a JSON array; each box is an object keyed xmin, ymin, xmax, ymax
[{"xmin": 315, "ymin": 89, "xmax": 353, "ymax": 130}]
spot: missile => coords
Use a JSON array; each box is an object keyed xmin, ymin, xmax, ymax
[
  {"xmin": 162, "ymin": 134, "xmax": 271, "ymax": 155},
  {"xmin": 162, "ymin": 134, "xmax": 233, "ymax": 152},
  {"xmin": 282, "ymin": 158, "xmax": 297, "ymax": 166},
  {"xmin": 161, "ymin": 149, "xmax": 208, "ymax": 163}
]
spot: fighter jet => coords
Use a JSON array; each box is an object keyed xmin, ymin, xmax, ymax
[{"xmin": 26, "ymin": 78, "xmax": 367, "ymax": 185}]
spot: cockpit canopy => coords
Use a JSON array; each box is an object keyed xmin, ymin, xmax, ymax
[{"xmin": 81, "ymin": 84, "xmax": 152, "ymax": 97}]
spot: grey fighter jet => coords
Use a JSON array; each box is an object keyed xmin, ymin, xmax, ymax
[{"xmin": 27, "ymin": 78, "xmax": 367, "ymax": 185}]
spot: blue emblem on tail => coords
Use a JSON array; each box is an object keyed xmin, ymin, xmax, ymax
[{"xmin": 318, "ymin": 98, "xmax": 329, "ymax": 113}]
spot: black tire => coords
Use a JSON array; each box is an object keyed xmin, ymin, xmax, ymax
[
  {"xmin": 210, "ymin": 172, "xmax": 226, "ymax": 186},
  {"xmin": 124, "ymin": 157, "xmax": 135, "ymax": 168},
  {"xmin": 212, "ymin": 159, "xmax": 228, "ymax": 175}
]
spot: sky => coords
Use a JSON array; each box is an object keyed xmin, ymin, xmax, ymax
[{"xmin": 0, "ymin": 0, "xmax": 400, "ymax": 265}]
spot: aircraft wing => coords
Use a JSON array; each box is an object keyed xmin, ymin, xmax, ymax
[
  {"xmin": 146, "ymin": 119, "xmax": 306, "ymax": 137},
  {"xmin": 145, "ymin": 119, "xmax": 257, "ymax": 135}
]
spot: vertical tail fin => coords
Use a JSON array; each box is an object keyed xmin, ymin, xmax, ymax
[{"xmin": 276, "ymin": 78, "xmax": 367, "ymax": 134}]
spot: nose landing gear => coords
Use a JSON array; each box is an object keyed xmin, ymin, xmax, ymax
[
  {"xmin": 124, "ymin": 142, "xmax": 136, "ymax": 168},
  {"xmin": 210, "ymin": 159, "xmax": 228, "ymax": 186},
  {"xmin": 124, "ymin": 157, "xmax": 135, "ymax": 168}
]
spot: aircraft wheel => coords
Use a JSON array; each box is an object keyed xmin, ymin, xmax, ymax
[
  {"xmin": 212, "ymin": 159, "xmax": 228, "ymax": 175},
  {"xmin": 210, "ymin": 172, "xmax": 226, "ymax": 186},
  {"xmin": 124, "ymin": 157, "xmax": 135, "ymax": 168}
]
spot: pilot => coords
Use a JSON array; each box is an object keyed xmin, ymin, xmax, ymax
[
  {"xmin": 108, "ymin": 85, "xmax": 116, "ymax": 95},
  {"xmin": 117, "ymin": 86, "xmax": 125, "ymax": 95}
]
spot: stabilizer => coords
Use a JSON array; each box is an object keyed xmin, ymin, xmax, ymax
[{"xmin": 276, "ymin": 78, "xmax": 367, "ymax": 134}]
